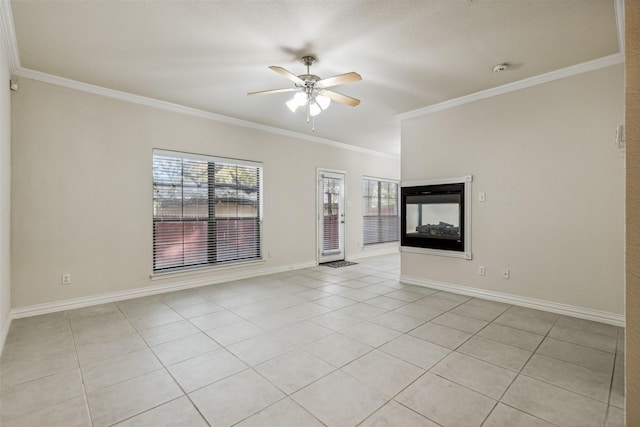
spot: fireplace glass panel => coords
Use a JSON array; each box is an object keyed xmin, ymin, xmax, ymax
[{"xmin": 401, "ymin": 183, "xmax": 465, "ymax": 252}]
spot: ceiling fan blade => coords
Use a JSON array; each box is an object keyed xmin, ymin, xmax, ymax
[
  {"xmin": 321, "ymin": 90, "xmax": 360, "ymax": 107},
  {"xmin": 315, "ymin": 72, "xmax": 362, "ymax": 89},
  {"xmin": 247, "ymin": 88, "xmax": 298, "ymax": 96},
  {"xmin": 269, "ymin": 66, "xmax": 305, "ymax": 85}
]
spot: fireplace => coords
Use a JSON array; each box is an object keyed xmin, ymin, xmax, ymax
[{"xmin": 401, "ymin": 176, "xmax": 472, "ymax": 259}]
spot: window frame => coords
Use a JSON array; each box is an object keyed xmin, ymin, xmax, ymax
[
  {"xmin": 152, "ymin": 149, "xmax": 263, "ymax": 273},
  {"xmin": 362, "ymin": 176, "xmax": 400, "ymax": 246}
]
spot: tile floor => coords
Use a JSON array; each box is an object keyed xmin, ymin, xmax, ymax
[{"xmin": 0, "ymin": 254, "xmax": 625, "ymax": 426}]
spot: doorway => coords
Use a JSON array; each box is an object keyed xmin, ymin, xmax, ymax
[{"xmin": 318, "ymin": 170, "xmax": 345, "ymax": 263}]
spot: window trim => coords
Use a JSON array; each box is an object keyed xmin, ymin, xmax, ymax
[
  {"xmin": 152, "ymin": 149, "xmax": 263, "ymax": 273},
  {"xmin": 362, "ymin": 176, "xmax": 400, "ymax": 246}
]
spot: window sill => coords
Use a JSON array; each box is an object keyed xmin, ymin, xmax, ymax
[{"xmin": 150, "ymin": 258, "xmax": 266, "ymax": 281}]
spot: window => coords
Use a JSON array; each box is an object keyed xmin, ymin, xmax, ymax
[
  {"xmin": 153, "ymin": 150, "xmax": 262, "ymax": 272},
  {"xmin": 363, "ymin": 177, "xmax": 399, "ymax": 245}
]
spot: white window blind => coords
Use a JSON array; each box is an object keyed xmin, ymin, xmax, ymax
[
  {"xmin": 363, "ymin": 178, "xmax": 399, "ymax": 245},
  {"xmin": 153, "ymin": 150, "xmax": 262, "ymax": 272}
]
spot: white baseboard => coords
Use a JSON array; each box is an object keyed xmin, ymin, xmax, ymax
[
  {"xmin": 349, "ymin": 244, "xmax": 400, "ymax": 261},
  {"xmin": 400, "ymin": 275, "xmax": 625, "ymax": 327},
  {"xmin": 10, "ymin": 261, "xmax": 316, "ymax": 320}
]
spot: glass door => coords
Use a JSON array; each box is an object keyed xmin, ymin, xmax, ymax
[{"xmin": 318, "ymin": 170, "xmax": 345, "ymax": 263}]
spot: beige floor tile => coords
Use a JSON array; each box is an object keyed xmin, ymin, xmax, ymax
[
  {"xmin": 342, "ymin": 349, "xmax": 424, "ymax": 396},
  {"xmin": 274, "ymin": 321, "xmax": 333, "ymax": 347},
  {"xmin": 430, "ymin": 312, "xmax": 488, "ymax": 334},
  {"xmin": 227, "ymin": 333, "xmax": 296, "ymax": 366},
  {"xmin": 450, "ymin": 300, "xmax": 510, "ymax": 321},
  {"xmin": 379, "ymin": 334, "xmax": 450, "ymax": 369},
  {"xmin": 555, "ymin": 315, "xmax": 621, "ymax": 337},
  {"xmin": 337, "ymin": 302, "xmax": 388, "ymax": 319},
  {"xmin": 396, "ymin": 372, "xmax": 495, "ymax": 427},
  {"xmin": 189, "ymin": 369, "xmax": 285, "ymax": 426},
  {"xmin": 0, "ymin": 368, "xmax": 85, "ymax": 423},
  {"xmin": 167, "ymin": 348, "xmax": 248, "ymax": 392},
  {"xmin": 170, "ymin": 301, "xmax": 224, "ymax": 319},
  {"xmin": 309, "ymin": 311, "xmax": 364, "ymax": 331},
  {"xmin": 137, "ymin": 319, "xmax": 200, "ymax": 346},
  {"xmin": 114, "ymin": 396, "xmax": 207, "ymax": 426},
  {"xmin": 1, "ymin": 332, "xmax": 75, "ymax": 361},
  {"xmin": 247, "ymin": 311, "xmax": 304, "ymax": 331},
  {"xmin": 2, "ymin": 395, "xmax": 91, "ymax": 427},
  {"xmin": 87, "ymin": 369, "xmax": 183, "ymax": 427},
  {"xmin": 483, "ymin": 402, "xmax": 554, "ymax": 427},
  {"xmin": 414, "ymin": 294, "xmax": 465, "ymax": 311},
  {"xmin": 536, "ymin": 337, "xmax": 614, "ymax": 373},
  {"xmin": 291, "ymin": 370, "xmax": 388, "ymax": 427},
  {"xmin": 235, "ymin": 397, "xmax": 324, "ymax": 427},
  {"xmin": 430, "ymin": 351, "xmax": 516, "ymax": 399},
  {"xmin": 371, "ymin": 311, "xmax": 425, "ymax": 333},
  {"xmin": 294, "ymin": 288, "xmax": 334, "ymax": 301},
  {"xmin": 1, "ymin": 255, "xmax": 627, "ymax": 427},
  {"xmin": 477, "ymin": 323, "xmax": 544, "ymax": 351},
  {"xmin": 606, "ymin": 405, "xmax": 625, "ymax": 427},
  {"xmin": 75, "ymin": 330, "xmax": 147, "ymax": 366},
  {"xmin": 409, "ymin": 322, "xmax": 472, "ymax": 349},
  {"xmin": 314, "ymin": 294, "xmax": 358, "ymax": 309},
  {"xmin": 339, "ymin": 289, "xmax": 378, "ymax": 302},
  {"xmin": 188, "ymin": 310, "xmax": 243, "ymax": 331},
  {"xmin": 383, "ymin": 290, "xmax": 426, "ymax": 302},
  {"xmin": 81, "ymin": 348, "xmax": 162, "ymax": 393},
  {"xmin": 458, "ymin": 335, "xmax": 532, "ymax": 371},
  {"xmin": 204, "ymin": 319, "xmax": 265, "ymax": 346},
  {"xmin": 366, "ymin": 295, "xmax": 409, "ymax": 310},
  {"xmin": 494, "ymin": 306, "xmax": 558, "ymax": 335},
  {"xmin": 522, "ymin": 354, "xmax": 612, "ymax": 402},
  {"xmin": 280, "ymin": 302, "xmax": 334, "ymax": 319},
  {"xmin": 128, "ymin": 309, "xmax": 183, "ymax": 330},
  {"xmin": 151, "ymin": 332, "xmax": 221, "ymax": 365},
  {"xmin": 0, "ymin": 348, "xmax": 78, "ymax": 388},
  {"xmin": 501, "ymin": 375, "xmax": 607, "ymax": 427},
  {"xmin": 341, "ymin": 321, "xmax": 402, "ymax": 347},
  {"xmin": 548, "ymin": 324, "xmax": 617, "ymax": 353},
  {"xmin": 255, "ymin": 349, "xmax": 335, "ymax": 394},
  {"xmin": 304, "ymin": 333, "xmax": 373, "ymax": 367},
  {"xmin": 392, "ymin": 303, "xmax": 444, "ymax": 322},
  {"xmin": 610, "ymin": 355, "xmax": 625, "ymax": 409},
  {"xmin": 360, "ymin": 400, "xmax": 439, "ymax": 427}
]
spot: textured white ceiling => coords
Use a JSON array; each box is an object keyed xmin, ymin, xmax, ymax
[{"xmin": 9, "ymin": 0, "xmax": 620, "ymax": 156}]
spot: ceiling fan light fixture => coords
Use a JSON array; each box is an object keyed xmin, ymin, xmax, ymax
[
  {"xmin": 286, "ymin": 98, "xmax": 299, "ymax": 113},
  {"xmin": 316, "ymin": 94, "xmax": 331, "ymax": 110},
  {"xmin": 294, "ymin": 92, "xmax": 308, "ymax": 106},
  {"xmin": 309, "ymin": 101, "xmax": 322, "ymax": 117}
]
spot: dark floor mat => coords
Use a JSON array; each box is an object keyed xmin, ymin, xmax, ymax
[{"xmin": 321, "ymin": 260, "xmax": 358, "ymax": 268}]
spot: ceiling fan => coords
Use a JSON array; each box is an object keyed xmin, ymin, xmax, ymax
[{"xmin": 248, "ymin": 55, "xmax": 362, "ymax": 130}]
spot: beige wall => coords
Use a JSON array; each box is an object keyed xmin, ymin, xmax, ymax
[
  {"xmin": 10, "ymin": 78, "xmax": 399, "ymax": 309},
  {"xmin": 626, "ymin": 0, "xmax": 639, "ymax": 422},
  {"xmin": 401, "ymin": 64, "xmax": 625, "ymax": 316},
  {"xmin": 0, "ymin": 27, "xmax": 12, "ymax": 346}
]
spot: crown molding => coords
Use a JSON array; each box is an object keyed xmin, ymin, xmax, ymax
[
  {"xmin": 397, "ymin": 53, "xmax": 625, "ymax": 121},
  {"xmin": 0, "ymin": 0, "xmax": 19, "ymax": 72},
  {"xmin": 13, "ymin": 67, "xmax": 397, "ymax": 159}
]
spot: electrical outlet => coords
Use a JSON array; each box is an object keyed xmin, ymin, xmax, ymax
[
  {"xmin": 478, "ymin": 266, "xmax": 486, "ymax": 276},
  {"xmin": 61, "ymin": 273, "xmax": 71, "ymax": 285},
  {"xmin": 502, "ymin": 269, "xmax": 510, "ymax": 279}
]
